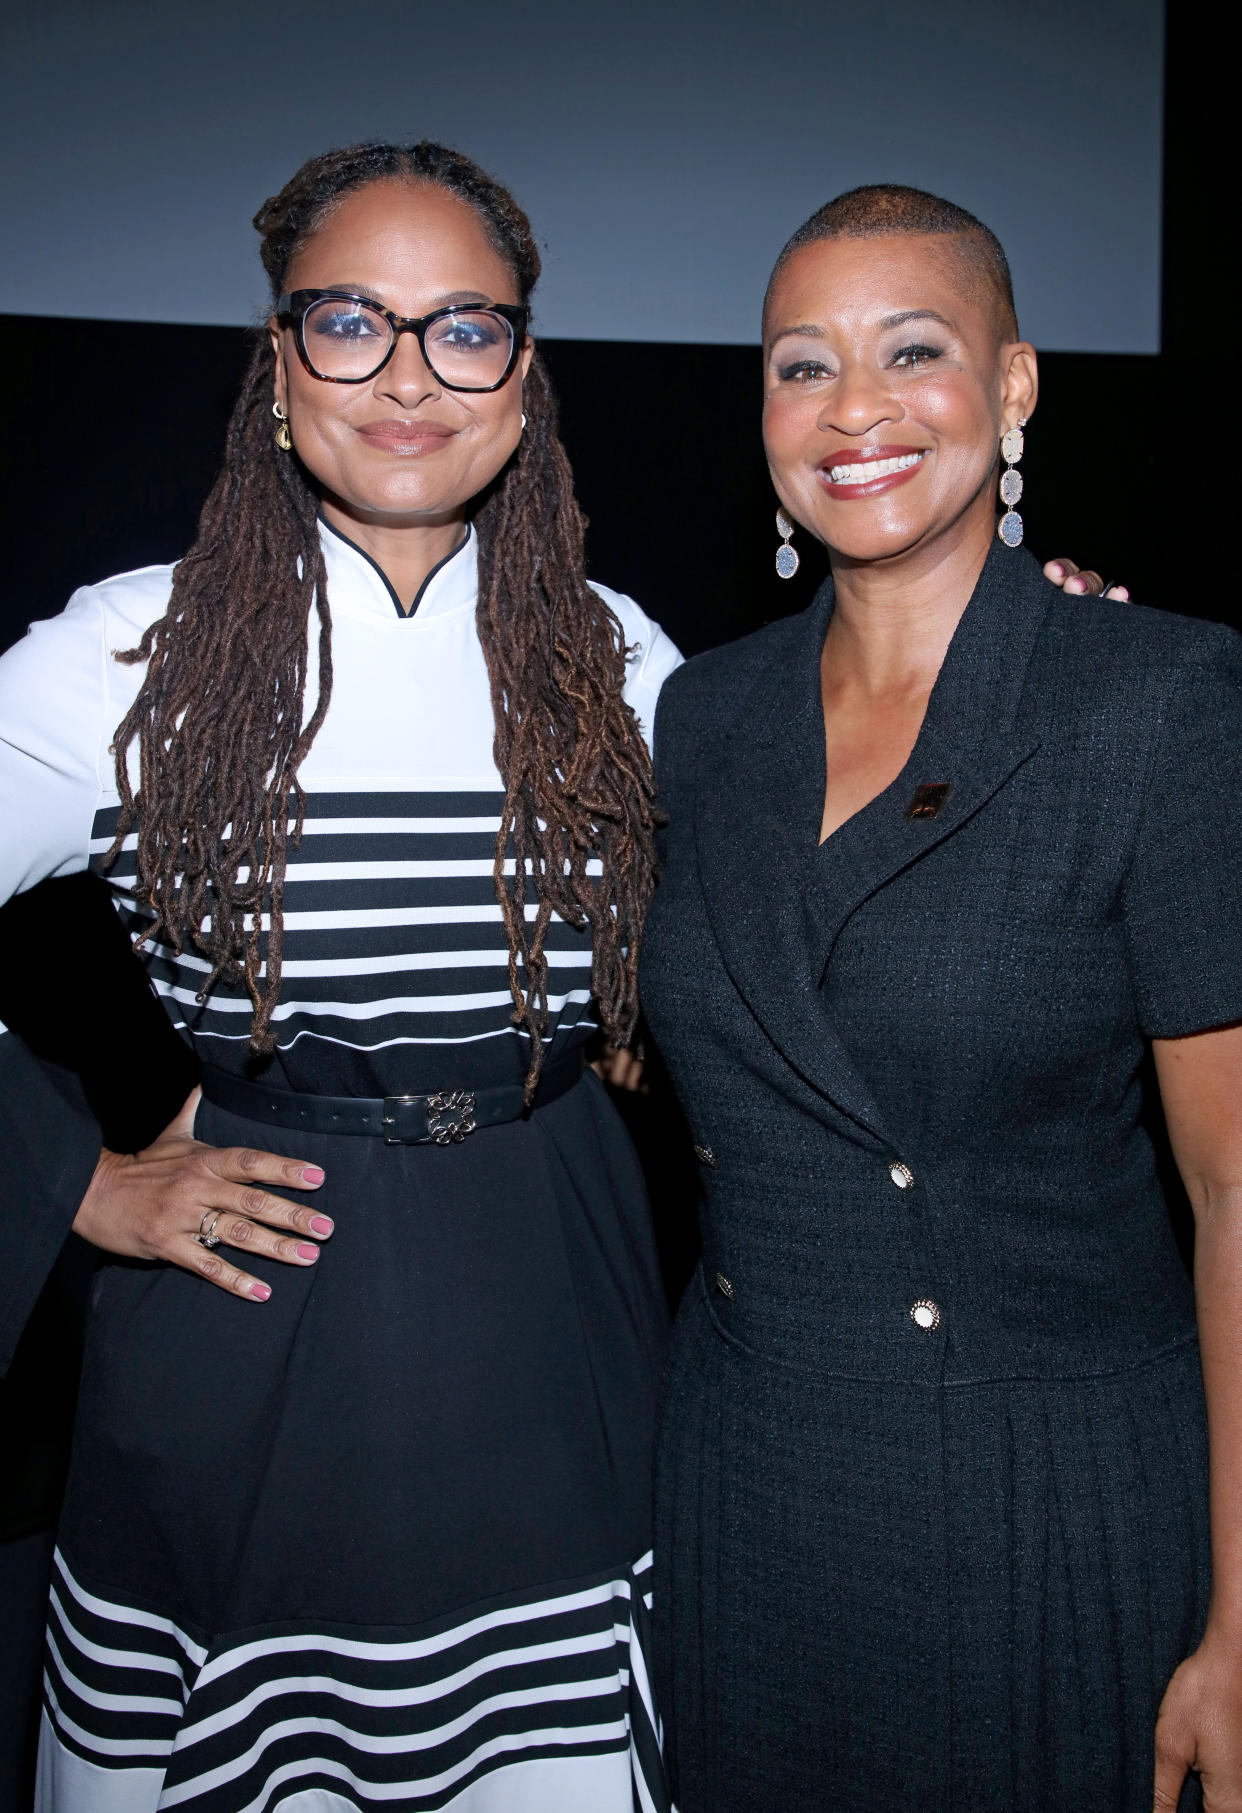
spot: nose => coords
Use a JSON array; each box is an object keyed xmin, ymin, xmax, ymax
[
  {"xmin": 817, "ymin": 359, "xmax": 900, "ymax": 440},
  {"xmin": 376, "ymin": 327, "xmax": 442, "ymax": 408}
]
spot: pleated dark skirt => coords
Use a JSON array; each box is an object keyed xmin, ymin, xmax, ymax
[
  {"xmin": 655, "ymin": 1267, "xmax": 1210, "ymax": 1813},
  {"xmin": 40, "ymin": 1070, "xmax": 672, "ymax": 1811}
]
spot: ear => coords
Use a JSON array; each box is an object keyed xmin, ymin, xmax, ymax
[
  {"xmin": 1000, "ymin": 341, "xmax": 1038, "ymax": 430},
  {"xmin": 519, "ymin": 333, "xmax": 535, "ymax": 383},
  {"xmin": 269, "ymin": 316, "xmax": 289, "ymax": 416}
]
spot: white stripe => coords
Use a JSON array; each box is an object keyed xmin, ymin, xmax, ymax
[
  {"xmin": 97, "ymin": 858, "xmax": 605, "ymax": 883},
  {"xmin": 296, "ymin": 817, "xmax": 505, "ymax": 836},
  {"xmin": 45, "ymin": 1601, "xmax": 185, "ymax": 1688},
  {"xmin": 161, "ymin": 1709, "xmax": 630, "ymax": 1809},
  {"xmin": 90, "ymin": 817, "xmax": 506, "ymax": 857},
  {"xmin": 195, "ymin": 1578, "xmax": 631, "ymax": 1691},
  {"xmin": 276, "ymin": 950, "xmax": 590, "ymax": 980},
  {"xmin": 116, "ymin": 903, "xmax": 576, "ymax": 931},
  {"xmin": 53, "ymin": 1561, "xmax": 207, "ymax": 1666},
  {"xmin": 45, "ymin": 1628, "xmax": 184, "ymax": 1719},
  {"xmin": 143, "ymin": 947, "xmax": 590, "ymax": 982},
  {"xmin": 177, "ymin": 1629, "xmax": 622, "ymax": 1749},
  {"xmin": 153, "ymin": 984, "xmax": 593, "ymax": 1021},
  {"xmin": 43, "ymin": 1675, "xmax": 174, "ymax": 1762},
  {"xmin": 180, "ymin": 1020, "xmax": 598, "ymax": 1050}
]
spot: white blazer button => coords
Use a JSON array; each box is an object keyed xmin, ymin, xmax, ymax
[
  {"xmin": 888, "ymin": 1160, "xmax": 915, "ymax": 1190},
  {"xmin": 910, "ymin": 1300, "xmax": 941, "ymax": 1331}
]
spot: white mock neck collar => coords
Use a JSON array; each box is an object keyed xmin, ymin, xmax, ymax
[{"xmin": 317, "ymin": 516, "xmax": 477, "ymax": 624}]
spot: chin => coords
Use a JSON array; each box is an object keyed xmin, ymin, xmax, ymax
[{"xmin": 821, "ymin": 517, "xmax": 930, "ymax": 564}]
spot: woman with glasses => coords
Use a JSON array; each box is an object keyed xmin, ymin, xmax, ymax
[{"xmin": 0, "ymin": 140, "xmax": 679, "ymax": 1811}]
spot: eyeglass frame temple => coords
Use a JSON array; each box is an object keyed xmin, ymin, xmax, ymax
[{"xmin": 274, "ymin": 291, "xmax": 529, "ymax": 392}]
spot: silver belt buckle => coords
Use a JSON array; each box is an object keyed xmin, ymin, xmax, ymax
[{"xmin": 425, "ymin": 1090, "xmax": 477, "ymax": 1145}]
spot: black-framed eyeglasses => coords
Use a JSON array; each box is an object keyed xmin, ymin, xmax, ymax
[{"xmin": 276, "ymin": 290, "xmax": 528, "ymax": 392}]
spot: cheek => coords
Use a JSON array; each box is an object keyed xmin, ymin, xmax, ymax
[
  {"xmin": 908, "ymin": 376, "xmax": 994, "ymax": 456},
  {"xmin": 762, "ymin": 391, "xmax": 821, "ymax": 477}
]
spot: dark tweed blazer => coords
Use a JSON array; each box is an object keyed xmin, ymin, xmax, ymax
[{"xmin": 641, "ymin": 540, "xmax": 1242, "ymax": 1813}]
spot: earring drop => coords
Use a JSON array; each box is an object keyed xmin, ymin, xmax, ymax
[
  {"xmin": 272, "ymin": 401, "xmax": 293, "ymax": 452},
  {"xmin": 775, "ymin": 507, "xmax": 799, "ymax": 579},
  {"xmin": 997, "ymin": 417, "xmax": 1026, "ymax": 546},
  {"xmin": 520, "ymin": 412, "xmax": 527, "ymax": 430}
]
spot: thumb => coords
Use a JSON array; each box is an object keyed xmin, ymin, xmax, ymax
[{"xmin": 156, "ymin": 1084, "xmax": 202, "ymax": 1146}]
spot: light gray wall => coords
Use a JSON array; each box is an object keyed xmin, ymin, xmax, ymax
[{"xmin": 2, "ymin": 0, "xmax": 1162, "ymax": 351}]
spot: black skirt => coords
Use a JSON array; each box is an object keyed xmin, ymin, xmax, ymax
[{"xmin": 39, "ymin": 1070, "xmax": 672, "ymax": 1811}]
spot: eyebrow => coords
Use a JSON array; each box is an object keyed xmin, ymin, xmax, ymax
[
  {"xmin": 769, "ymin": 307, "xmax": 956, "ymax": 349},
  {"xmin": 321, "ymin": 284, "xmax": 500, "ymax": 310}
]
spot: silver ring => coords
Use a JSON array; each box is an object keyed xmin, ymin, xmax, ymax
[{"xmin": 196, "ymin": 1210, "xmax": 222, "ymax": 1250}]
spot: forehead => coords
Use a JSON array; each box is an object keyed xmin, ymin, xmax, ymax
[
  {"xmin": 765, "ymin": 233, "xmax": 991, "ymax": 342},
  {"xmin": 285, "ymin": 180, "xmax": 517, "ymax": 303}
]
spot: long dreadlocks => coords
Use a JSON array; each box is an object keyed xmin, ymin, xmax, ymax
[{"xmin": 110, "ymin": 141, "xmax": 659, "ymax": 1094}]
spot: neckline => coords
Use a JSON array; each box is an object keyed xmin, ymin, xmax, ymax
[{"xmin": 317, "ymin": 515, "xmax": 472, "ymax": 619}]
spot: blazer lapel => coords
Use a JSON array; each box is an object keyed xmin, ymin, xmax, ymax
[
  {"xmin": 808, "ymin": 540, "xmax": 1052, "ymax": 976},
  {"xmin": 694, "ymin": 584, "xmax": 892, "ymax": 1140},
  {"xmin": 693, "ymin": 541, "xmax": 1054, "ymax": 1139}
]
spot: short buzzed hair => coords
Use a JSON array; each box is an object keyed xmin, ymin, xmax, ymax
[{"xmin": 765, "ymin": 184, "xmax": 1019, "ymax": 342}]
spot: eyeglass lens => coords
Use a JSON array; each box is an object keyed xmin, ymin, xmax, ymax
[{"xmin": 301, "ymin": 298, "xmax": 515, "ymax": 388}]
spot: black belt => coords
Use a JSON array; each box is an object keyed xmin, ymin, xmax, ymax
[{"xmin": 200, "ymin": 1049, "xmax": 586, "ymax": 1146}]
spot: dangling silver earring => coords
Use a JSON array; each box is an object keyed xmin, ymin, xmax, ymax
[
  {"xmin": 997, "ymin": 417, "xmax": 1026, "ymax": 546},
  {"xmin": 775, "ymin": 507, "xmax": 799, "ymax": 579},
  {"xmin": 272, "ymin": 401, "xmax": 293, "ymax": 453}
]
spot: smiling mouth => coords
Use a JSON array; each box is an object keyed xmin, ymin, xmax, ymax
[{"xmin": 825, "ymin": 450, "xmax": 926, "ymax": 485}]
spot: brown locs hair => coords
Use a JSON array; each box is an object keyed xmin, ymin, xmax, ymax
[{"xmin": 109, "ymin": 141, "xmax": 659, "ymax": 1093}]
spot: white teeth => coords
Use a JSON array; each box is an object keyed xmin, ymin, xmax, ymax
[{"xmin": 828, "ymin": 450, "xmax": 924, "ymax": 485}]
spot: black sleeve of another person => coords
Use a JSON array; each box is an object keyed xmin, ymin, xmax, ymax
[{"xmin": 0, "ymin": 871, "xmax": 200, "ymax": 1376}]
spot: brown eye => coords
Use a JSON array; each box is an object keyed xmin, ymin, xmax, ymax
[{"xmin": 892, "ymin": 343, "xmax": 943, "ymax": 367}]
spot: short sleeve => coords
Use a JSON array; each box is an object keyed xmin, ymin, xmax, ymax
[
  {"xmin": 0, "ymin": 588, "xmax": 108, "ymax": 905},
  {"xmin": 588, "ymin": 579, "xmax": 684, "ymax": 749},
  {"xmin": 1122, "ymin": 630, "xmax": 1242, "ymax": 1037}
]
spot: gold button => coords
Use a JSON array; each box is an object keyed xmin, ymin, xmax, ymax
[
  {"xmin": 715, "ymin": 1272, "xmax": 735, "ymax": 1300},
  {"xmin": 888, "ymin": 1160, "xmax": 915, "ymax": 1190},
  {"xmin": 910, "ymin": 1299, "xmax": 940, "ymax": 1331},
  {"xmin": 694, "ymin": 1145, "xmax": 718, "ymax": 1169}
]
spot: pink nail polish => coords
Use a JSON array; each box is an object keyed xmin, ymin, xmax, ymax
[
  {"xmin": 296, "ymin": 1244, "xmax": 319, "ymax": 1262},
  {"xmin": 309, "ymin": 1216, "xmax": 334, "ymax": 1237},
  {"xmin": 252, "ymin": 1282, "xmax": 272, "ymax": 1301},
  {"xmin": 302, "ymin": 1165, "xmax": 325, "ymax": 1185}
]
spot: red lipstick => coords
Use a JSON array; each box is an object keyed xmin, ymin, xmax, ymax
[{"xmin": 817, "ymin": 444, "xmax": 928, "ymax": 500}]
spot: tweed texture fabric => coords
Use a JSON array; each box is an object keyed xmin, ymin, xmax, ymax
[{"xmin": 640, "ymin": 541, "xmax": 1242, "ymax": 1812}]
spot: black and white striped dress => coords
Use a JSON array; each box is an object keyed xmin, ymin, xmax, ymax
[{"xmin": 0, "ymin": 520, "xmax": 681, "ymax": 1813}]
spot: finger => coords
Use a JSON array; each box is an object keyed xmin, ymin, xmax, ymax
[
  {"xmin": 184, "ymin": 1240, "xmax": 273, "ymax": 1302},
  {"xmin": 218, "ymin": 1182, "xmax": 335, "ymax": 1241},
  {"xmin": 1064, "ymin": 569, "xmax": 1104, "ymax": 595},
  {"xmin": 1153, "ymin": 1732, "xmax": 1192, "ymax": 1811},
  {"xmin": 1044, "ymin": 558, "xmax": 1077, "ymax": 582},
  {"xmin": 206, "ymin": 1143, "xmax": 326, "ymax": 1194},
  {"xmin": 212, "ymin": 1213, "xmax": 322, "ymax": 1268},
  {"xmin": 165, "ymin": 1085, "xmax": 202, "ymax": 1140},
  {"xmin": 1105, "ymin": 584, "xmax": 1131, "ymax": 601}
]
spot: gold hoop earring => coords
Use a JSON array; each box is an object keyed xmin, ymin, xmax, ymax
[{"xmin": 272, "ymin": 401, "xmax": 293, "ymax": 453}]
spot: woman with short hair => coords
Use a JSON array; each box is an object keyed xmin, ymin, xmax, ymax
[{"xmin": 643, "ymin": 185, "xmax": 1242, "ymax": 1811}]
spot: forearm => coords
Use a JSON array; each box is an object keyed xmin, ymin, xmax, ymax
[
  {"xmin": 0, "ymin": 1035, "xmax": 102, "ymax": 1374},
  {"xmin": 1192, "ymin": 1183, "xmax": 1242, "ymax": 1640}
]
